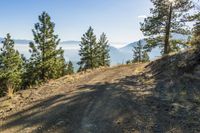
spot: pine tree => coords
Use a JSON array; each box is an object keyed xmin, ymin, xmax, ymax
[
  {"xmin": 133, "ymin": 41, "xmax": 143, "ymax": 63},
  {"xmin": 66, "ymin": 61, "xmax": 74, "ymax": 75},
  {"xmin": 78, "ymin": 26, "xmax": 98, "ymax": 71},
  {"xmin": 59, "ymin": 51, "xmax": 67, "ymax": 76},
  {"xmin": 140, "ymin": 0, "xmax": 193, "ymax": 54},
  {"xmin": 26, "ymin": 12, "xmax": 65, "ymax": 85},
  {"xmin": 142, "ymin": 51, "xmax": 150, "ymax": 63},
  {"xmin": 98, "ymin": 33, "xmax": 110, "ymax": 66},
  {"xmin": 0, "ymin": 34, "xmax": 23, "ymax": 96},
  {"xmin": 133, "ymin": 40, "xmax": 150, "ymax": 63},
  {"xmin": 191, "ymin": 12, "xmax": 200, "ymax": 46}
]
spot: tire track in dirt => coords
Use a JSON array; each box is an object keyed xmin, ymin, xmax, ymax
[
  {"xmin": 0, "ymin": 64, "xmax": 146, "ymax": 133},
  {"xmin": 78, "ymin": 64, "xmax": 143, "ymax": 133}
]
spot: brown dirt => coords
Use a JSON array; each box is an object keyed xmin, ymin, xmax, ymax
[{"xmin": 0, "ymin": 63, "xmax": 200, "ymax": 133}]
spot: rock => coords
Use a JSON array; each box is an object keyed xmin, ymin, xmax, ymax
[
  {"xmin": 56, "ymin": 120, "xmax": 65, "ymax": 126},
  {"xmin": 20, "ymin": 90, "xmax": 32, "ymax": 99}
]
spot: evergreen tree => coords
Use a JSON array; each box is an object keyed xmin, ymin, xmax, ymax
[
  {"xmin": 133, "ymin": 40, "xmax": 150, "ymax": 63},
  {"xmin": 140, "ymin": 0, "xmax": 193, "ymax": 54},
  {"xmin": 59, "ymin": 51, "xmax": 67, "ymax": 76},
  {"xmin": 191, "ymin": 12, "xmax": 200, "ymax": 46},
  {"xmin": 0, "ymin": 34, "xmax": 23, "ymax": 96},
  {"xmin": 133, "ymin": 41, "xmax": 143, "ymax": 62},
  {"xmin": 78, "ymin": 27, "xmax": 98, "ymax": 71},
  {"xmin": 25, "ymin": 12, "xmax": 65, "ymax": 85},
  {"xmin": 142, "ymin": 51, "xmax": 150, "ymax": 63},
  {"xmin": 66, "ymin": 61, "xmax": 74, "ymax": 75},
  {"xmin": 98, "ymin": 33, "xmax": 110, "ymax": 66},
  {"xmin": 126, "ymin": 60, "xmax": 132, "ymax": 65}
]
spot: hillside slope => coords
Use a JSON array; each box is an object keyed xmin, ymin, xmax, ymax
[{"xmin": 0, "ymin": 48, "xmax": 200, "ymax": 133}]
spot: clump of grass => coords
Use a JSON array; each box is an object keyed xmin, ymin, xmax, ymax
[
  {"xmin": 6, "ymin": 84, "xmax": 15, "ymax": 98},
  {"xmin": 133, "ymin": 65, "xmax": 145, "ymax": 74}
]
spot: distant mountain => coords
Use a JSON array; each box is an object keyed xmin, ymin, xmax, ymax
[
  {"xmin": 60, "ymin": 41, "xmax": 134, "ymax": 65},
  {"xmin": 0, "ymin": 38, "xmax": 160, "ymax": 66},
  {"xmin": 119, "ymin": 39, "xmax": 146, "ymax": 52},
  {"xmin": 109, "ymin": 46, "xmax": 127, "ymax": 65},
  {"xmin": 0, "ymin": 38, "xmax": 80, "ymax": 45},
  {"xmin": 60, "ymin": 41, "xmax": 80, "ymax": 45},
  {"xmin": 119, "ymin": 33, "xmax": 189, "ymax": 61},
  {"xmin": 119, "ymin": 39, "xmax": 161, "ymax": 60},
  {"xmin": 14, "ymin": 39, "xmax": 31, "ymax": 44},
  {"xmin": 0, "ymin": 33, "xmax": 189, "ymax": 69},
  {"xmin": 0, "ymin": 37, "xmax": 31, "ymax": 44},
  {"xmin": 63, "ymin": 45, "xmax": 125, "ymax": 66}
]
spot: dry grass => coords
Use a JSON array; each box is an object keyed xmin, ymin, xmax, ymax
[
  {"xmin": 144, "ymin": 78, "xmax": 156, "ymax": 85},
  {"xmin": 133, "ymin": 63, "xmax": 146, "ymax": 74},
  {"xmin": 6, "ymin": 84, "xmax": 15, "ymax": 98}
]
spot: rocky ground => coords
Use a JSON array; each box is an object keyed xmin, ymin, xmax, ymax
[{"xmin": 0, "ymin": 49, "xmax": 200, "ymax": 133}]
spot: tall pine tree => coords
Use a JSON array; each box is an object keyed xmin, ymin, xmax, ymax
[
  {"xmin": 133, "ymin": 40, "xmax": 150, "ymax": 63},
  {"xmin": 0, "ymin": 34, "xmax": 23, "ymax": 96},
  {"xmin": 192, "ymin": 13, "xmax": 200, "ymax": 46},
  {"xmin": 78, "ymin": 27, "xmax": 98, "ymax": 71},
  {"xmin": 97, "ymin": 33, "xmax": 110, "ymax": 66},
  {"xmin": 133, "ymin": 41, "xmax": 143, "ymax": 62},
  {"xmin": 25, "ymin": 12, "xmax": 65, "ymax": 85},
  {"xmin": 141, "ymin": 0, "xmax": 193, "ymax": 54}
]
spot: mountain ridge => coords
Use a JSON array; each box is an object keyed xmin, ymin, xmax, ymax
[
  {"xmin": 0, "ymin": 37, "xmax": 160, "ymax": 65},
  {"xmin": 2, "ymin": 34, "xmax": 188, "ymax": 65}
]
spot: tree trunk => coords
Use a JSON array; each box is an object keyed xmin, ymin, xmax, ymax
[
  {"xmin": 41, "ymin": 35, "xmax": 46, "ymax": 81},
  {"xmin": 164, "ymin": 4, "xmax": 173, "ymax": 54}
]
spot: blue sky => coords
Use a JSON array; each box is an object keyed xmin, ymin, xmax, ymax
[{"xmin": 0, "ymin": 0, "xmax": 152, "ymax": 45}]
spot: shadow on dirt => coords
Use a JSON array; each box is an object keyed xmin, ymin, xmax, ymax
[{"xmin": 1, "ymin": 70, "xmax": 200, "ymax": 133}]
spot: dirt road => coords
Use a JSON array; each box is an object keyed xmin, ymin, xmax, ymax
[{"xmin": 0, "ymin": 64, "xmax": 200, "ymax": 133}]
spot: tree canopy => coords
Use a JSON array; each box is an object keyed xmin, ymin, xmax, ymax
[{"xmin": 141, "ymin": 0, "xmax": 193, "ymax": 54}]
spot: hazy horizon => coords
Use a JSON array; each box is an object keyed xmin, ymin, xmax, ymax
[{"xmin": 0, "ymin": 37, "xmax": 140, "ymax": 49}]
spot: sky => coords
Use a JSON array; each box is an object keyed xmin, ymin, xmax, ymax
[{"xmin": 0, "ymin": 0, "xmax": 153, "ymax": 46}]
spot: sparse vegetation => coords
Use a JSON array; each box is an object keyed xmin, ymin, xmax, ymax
[
  {"xmin": 66, "ymin": 61, "xmax": 74, "ymax": 75},
  {"xmin": 132, "ymin": 40, "xmax": 150, "ymax": 63}
]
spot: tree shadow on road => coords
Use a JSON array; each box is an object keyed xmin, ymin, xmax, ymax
[{"xmin": 1, "ymin": 69, "xmax": 200, "ymax": 133}]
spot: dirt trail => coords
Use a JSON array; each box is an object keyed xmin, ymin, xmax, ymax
[{"xmin": 0, "ymin": 64, "xmax": 200, "ymax": 133}]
